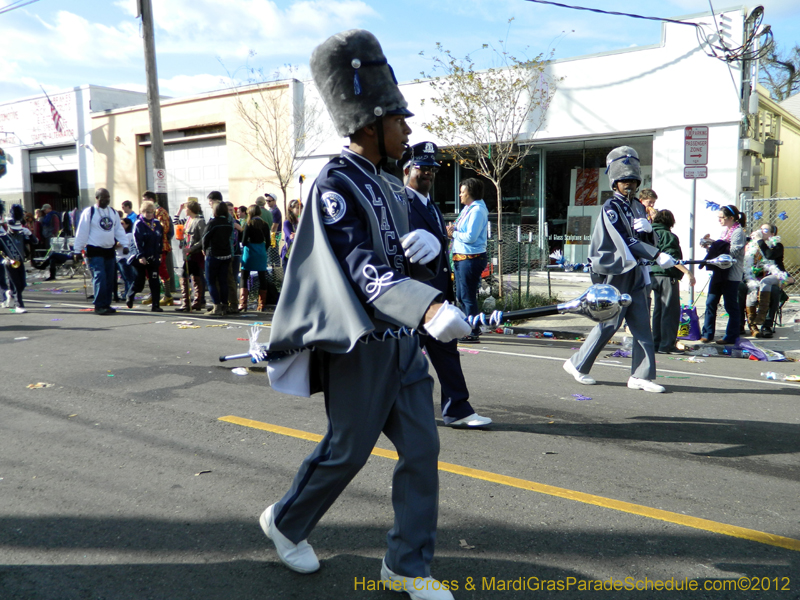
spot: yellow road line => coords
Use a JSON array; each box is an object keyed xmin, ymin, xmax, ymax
[{"xmin": 219, "ymin": 415, "xmax": 800, "ymax": 553}]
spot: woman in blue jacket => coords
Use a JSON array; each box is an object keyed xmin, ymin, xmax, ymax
[
  {"xmin": 446, "ymin": 177, "xmax": 488, "ymax": 342},
  {"xmin": 127, "ymin": 201, "xmax": 164, "ymax": 311}
]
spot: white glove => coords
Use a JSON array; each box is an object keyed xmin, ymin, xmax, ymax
[
  {"xmin": 633, "ymin": 218, "xmax": 652, "ymax": 233},
  {"xmin": 400, "ymin": 229, "xmax": 441, "ymax": 265},
  {"xmin": 656, "ymin": 253, "xmax": 676, "ymax": 269},
  {"xmin": 424, "ymin": 301, "xmax": 471, "ymax": 343}
]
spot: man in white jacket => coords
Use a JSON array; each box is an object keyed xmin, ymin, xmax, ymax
[{"xmin": 74, "ymin": 188, "xmax": 128, "ymax": 315}]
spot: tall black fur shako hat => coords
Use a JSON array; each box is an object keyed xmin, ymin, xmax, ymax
[
  {"xmin": 605, "ymin": 146, "xmax": 641, "ymax": 189},
  {"xmin": 310, "ymin": 29, "xmax": 413, "ymax": 138}
]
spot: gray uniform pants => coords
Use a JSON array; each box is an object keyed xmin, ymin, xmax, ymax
[
  {"xmin": 569, "ymin": 268, "xmax": 656, "ymax": 380},
  {"xmin": 273, "ymin": 334, "xmax": 440, "ymax": 578}
]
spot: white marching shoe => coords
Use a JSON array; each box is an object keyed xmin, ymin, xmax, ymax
[
  {"xmin": 259, "ymin": 504, "xmax": 320, "ymax": 573},
  {"xmin": 445, "ymin": 413, "xmax": 492, "ymax": 428},
  {"xmin": 380, "ymin": 559, "xmax": 455, "ymax": 600},
  {"xmin": 563, "ymin": 360, "xmax": 596, "ymax": 385},
  {"xmin": 15, "ymin": 306, "xmax": 27, "ymax": 313},
  {"xmin": 627, "ymin": 377, "xmax": 665, "ymax": 393}
]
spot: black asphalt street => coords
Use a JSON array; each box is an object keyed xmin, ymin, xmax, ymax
[{"xmin": 1, "ymin": 287, "xmax": 799, "ymax": 600}]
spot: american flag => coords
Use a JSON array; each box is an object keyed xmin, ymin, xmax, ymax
[{"xmin": 46, "ymin": 96, "xmax": 64, "ymax": 133}]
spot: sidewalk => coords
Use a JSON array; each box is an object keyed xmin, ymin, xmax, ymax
[{"xmin": 496, "ymin": 271, "xmax": 800, "ymax": 362}]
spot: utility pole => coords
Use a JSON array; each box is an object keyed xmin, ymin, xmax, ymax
[
  {"xmin": 139, "ymin": 0, "xmax": 169, "ymax": 214},
  {"xmin": 138, "ymin": 0, "xmax": 176, "ymax": 294}
]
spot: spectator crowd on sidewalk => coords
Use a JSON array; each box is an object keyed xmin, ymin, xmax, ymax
[{"xmin": 0, "ymin": 189, "xmax": 295, "ymax": 317}]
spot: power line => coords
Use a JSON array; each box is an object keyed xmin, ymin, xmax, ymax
[
  {"xmin": 0, "ymin": 0, "xmax": 42, "ymax": 16},
  {"xmin": 523, "ymin": 0, "xmax": 772, "ymax": 65},
  {"xmin": 521, "ymin": 0, "xmax": 698, "ymax": 27}
]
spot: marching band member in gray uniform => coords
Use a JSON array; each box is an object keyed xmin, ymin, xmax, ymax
[
  {"xmin": 563, "ymin": 146, "xmax": 675, "ymax": 393},
  {"xmin": 260, "ymin": 30, "xmax": 468, "ymax": 600}
]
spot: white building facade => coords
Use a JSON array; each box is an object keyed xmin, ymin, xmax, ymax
[{"xmin": 301, "ymin": 6, "xmax": 798, "ymax": 274}]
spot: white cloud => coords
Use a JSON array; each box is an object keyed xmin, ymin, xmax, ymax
[
  {"xmin": 2, "ymin": 0, "xmax": 376, "ymax": 102},
  {"xmin": 34, "ymin": 10, "xmax": 141, "ymax": 66},
  {"xmin": 147, "ymin": 0, "xmax": 378, "ymax": 58}
]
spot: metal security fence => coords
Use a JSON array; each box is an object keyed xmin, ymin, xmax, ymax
[
  {"xmin": 742, "ymin": 197, "xmax": 800, "ymax": 295},
  {"xmin": 484, "ymin": 224, "xmax": 552, "ymax": 299}
]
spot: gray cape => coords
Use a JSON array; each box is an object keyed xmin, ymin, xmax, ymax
[{"xmin": 266, "ymin": 160, "xmax": 439, "ymax": 397}]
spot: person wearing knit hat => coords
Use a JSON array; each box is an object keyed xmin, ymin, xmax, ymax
[
  {"xmin": 259, "ymin": 30, "xmax": 464, "ymax": 600},
  {"xmin": 564, "ymin": 146, "xmax": 676, "ymax": 393}
]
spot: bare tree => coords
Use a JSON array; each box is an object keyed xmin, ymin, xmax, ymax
[
  {"xmin": 232, "ymin": 80, "xmax": 325, "ymax": 211},
  {"xmin": 760, "ymin": 43, "xmax": 800, "ymax": 101},
  {"xmin": 420, "ymin": 28, "xmax": 559, "ymax": 295}
]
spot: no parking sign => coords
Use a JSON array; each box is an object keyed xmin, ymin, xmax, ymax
[{"xmin": 153, "ymin": 168, "xmax": 167, "ymax": 193}]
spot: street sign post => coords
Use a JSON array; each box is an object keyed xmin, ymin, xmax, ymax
[
  {"xmin": 153, "ymin": 168, "xmax": 167, "ymax": 194},
  {"xmin": 684, "ymin": 126, "xmax": 708, "ymax": 165},
  {"xmin": 684, "ymin": 126, "xmax": 709, "ymax": 304},
  {"xmin": 684, "ymin": 166, "xmax": 708, "ymax": 179}
]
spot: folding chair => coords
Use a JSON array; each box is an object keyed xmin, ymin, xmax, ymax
[{"xmin": 776, "ymin": 289, "xmax": 789, "ymax": 327}]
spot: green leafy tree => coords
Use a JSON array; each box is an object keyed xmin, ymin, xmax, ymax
[{"xmin": 420, "ymin": 28, "xmax": 559, "ymax": 294}]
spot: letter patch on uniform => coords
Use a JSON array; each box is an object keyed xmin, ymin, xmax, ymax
[
  {"xmin": 320, "ymin": 191, "xmax": 346, "ymax": 225},
  {"xmin": 605, "ymin": 208, "xmax": 618, "ymax": 225}
]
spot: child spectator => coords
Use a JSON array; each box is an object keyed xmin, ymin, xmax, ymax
[
  {"xmin": 650, "ymin": 209, "xmax": 695, "ymax": 354},
  {"xmin": 116, "ymin": 218, "xmax": 136, "ymax": 306}
]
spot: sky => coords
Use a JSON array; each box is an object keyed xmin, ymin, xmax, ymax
[{"xmin": 1, "ymin": 0, "xmax": 799, "ymax": 104}]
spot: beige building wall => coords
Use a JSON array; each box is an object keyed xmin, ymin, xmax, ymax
[
  {"xmin": 90, "ymin": 82, "xmax": 295, "ymax": 212},
  {"xmin": 774, "ymin": 116, "xmax": 800, "ymax": 197},
  {"xmin": 755, "ymin": 89, "xmax": 800, "ymax": 199}
]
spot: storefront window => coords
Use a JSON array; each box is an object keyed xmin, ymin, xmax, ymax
[
  {"xmin": 543, "ymin": 136, "xmax": 653, "ymax": 264},
  {"xmin": 427, "ymin": 137, "xmax": 653, "ymax": 267},
  {"xmin": 430, "ymin": 150, "xmax": 540, "ymax": 224}
]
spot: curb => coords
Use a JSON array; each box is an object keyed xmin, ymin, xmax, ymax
[{"xmin": 502, "ymin": 324, "xmax": 800, "ymax": 362}]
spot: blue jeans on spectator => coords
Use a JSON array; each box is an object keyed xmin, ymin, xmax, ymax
[
  {"xmin": 87, "ymin": 254, "xmax": 116, "ymax": 311},
  {"xmin": 702, "ymin": 279, "xmax": 741, "ymax": 343},
  {"xmin": 205, "ymin": 256, "xmax": 231, "ymax": 305},
  {"xmin": 454, "ymin": 253, "xmax": 487, "ymax": 335},
  {"xmin": 117, "ymin": 259, "xmax": 138, "ymax": 301}
]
